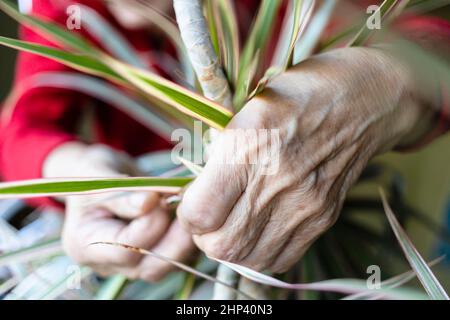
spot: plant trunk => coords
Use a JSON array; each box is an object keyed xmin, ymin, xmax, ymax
[{"xmin": 173, "ymin": 0, "xmax": 238, "ymax": 300}]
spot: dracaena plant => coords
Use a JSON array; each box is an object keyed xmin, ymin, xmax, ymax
[{"xmin": 0, "ymin": 0, "xmax": 449, "ymax": 300}]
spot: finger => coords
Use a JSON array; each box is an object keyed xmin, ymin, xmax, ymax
[
  {"xmin": 267, "ymin": 238, "xmax": 314, "ymax": 274},
  {"xmin": 234, "ymin": 191, "xmax": 328, "ymax": 269},
  {"xmin": 177, "ymin": 156, "xmax": 246, "ymax": 235},
  {"xmin": 137, "ymin": 220, "xmax": 197, "ymax": 282},
  {"xmin": 116, "ymin": 207, "xmax": 171, "ymax": 250},
  {"xmin": 268, "ymin": 211, "xmax": 338, "ymax": 274},
  {"xmin": 191, "ymin": 181, "xmax": 279, "ymax": 264},
  {"xmin": 267, "ymin": 211, "xmax": 333, "ymax": 274},
  {"xmin": 72, "ymin": 207, "xmax": 171, "ymax": 267},
  {"xmin": 232, "ymin": 220, "xmax": 301, "ymax": 271},
  {"xmin": 100, "ymin": 192, "xmax": 161, "ymax": 219},
  {"xmin": 191, "ymin": 202, "xmax": 260, "ymax": 264}
]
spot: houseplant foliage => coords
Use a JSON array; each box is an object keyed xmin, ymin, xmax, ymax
[{"xmin": 0, "ymin": 0, "xmax": 449, "ymax": 300}]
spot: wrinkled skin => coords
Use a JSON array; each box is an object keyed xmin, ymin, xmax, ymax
[
  {"xmin": 49, "ymin": 46, "xmax": 435, "ymax": 280},
  {"xmin": 177, "ymin": 47, "xmax": 432, "ymax": 273}
]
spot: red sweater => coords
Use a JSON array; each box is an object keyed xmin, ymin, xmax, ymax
[{"xmin": 0, "ymin": 0, "xmax": 449, "ymax": 209}]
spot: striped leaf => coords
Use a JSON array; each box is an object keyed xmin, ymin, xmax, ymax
[
  {"xmin": 0, "ymin": 36, "xmax": 122, "ymax": 81},
  {"xmin": 380, "ymin": 189, "xmax": 449, "ymax": 300},
  {"xmin": 0, "ymin": 177, "xmax": 193, "ymax": 199},
  {"xmin": 0, "ymin": 238, "xmax": 62, "ymax": 267},
  {"xmin": 0, "ymin": 0, "xmax": 98, "ymax": 54},
  {"xmin": 0, "ymin": 3, "xmax": 233, "ymax": 128},
  {"xmin": 107, "ymin": 59, "xmax": 233, "ymax": 129},
  {"xmin": 234, "ymin": 0, "xmax": 281, "ymax": 109},
  {"xmin": 349, "ymin": 0, "xmax": 402, "ymax": 46},
  {"xmin": 0, "ymin": 37, "xmax": 233, "ymax": 129},
  {"xmin": 207, "ymin": 0, "xmax": 240, "ymax": 86}
]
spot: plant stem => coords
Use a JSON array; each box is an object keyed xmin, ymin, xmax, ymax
[
  {"xmin": 173, "ymin": 0, "xmax": 238, "ymax": 300},
  {"xmin": 173, "ymin": 0, "xmax": 233, "ymax": 109}
]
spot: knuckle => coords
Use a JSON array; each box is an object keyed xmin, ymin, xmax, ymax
[
  {"xmin": 270, "ymin": 262, "xmax": 293, "ymax": 274},
  {"xmin": 304, "ymin": 188, "xmax": 329, "ymax": 217},
  {"xmin": 307, "ymin": 193, "xmax": 337, "ymax": 230},
  {"xmin": 312, "ymin": 199, "xmax": 329, "ymax": 219},
  {"xmin": 178, "ymin": 198, "xmax": 217, "ymax": 234},
  {"xmin": 202, "ymin": 237, "xmax": 236, "ymax": 262},
  {"xmin": 240, "ymin": 260, "xmax": 265, "ymax": 272},
  {"xmin": 230, "ymin": 99, "xmax": 269, "ymax": 129},
  {"xmin": 318, "ymin": 207, "xmax": 338, "ymax": 229}
]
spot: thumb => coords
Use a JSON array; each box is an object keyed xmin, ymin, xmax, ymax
[{"xmin": 177, "ymin": 157, "xmax": 246, "ymax": 235}]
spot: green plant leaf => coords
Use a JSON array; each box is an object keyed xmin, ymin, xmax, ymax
[
  {"xmin": 178, "ymin": 157, "xmax": 204, "ymax": 176},
  {"xmin": 274, "ymin": 0, "xmax": 315, "ymax": 69},
  {"xmin": 209, "ymin": 0, "xmax": 240, "ymax": 86},
  {"xmin": 90, "ymin": 242, "xmax": 428, "ymax": 299},
  {"xmin": 38, "ymin": 266, "xmax": 92, "ymax": 300},
  {"xmin": 234, "ymin": 0, "xmax": 281, "ymax": 109},
  {"xmin": 77, "ymin": 4, "xmax": 146, "ymax": 68},
  {"xmin": 293, "ymin": 0, "xmax": 336, "ymax": 63},
  {"xmin": 320, "ymin": 25, "xmax": 359, "ymax": 50},
  {"xmin": 91, "ymin": 242, "xmax": 254, "ymax": 299},
  {"xmin": 175, "ymin": 273, "xmax": 196, "ymax": 300},
  {"xmin": 216, "ymin": 258, "xmax": 428, "ymax": 299},
  {"xmin": 348, "ymin": 0, "xmax": 402, "ymax": 46},
  {"xmin": 286, "ymin": 0, "xmax": 313, "ymax": 67},
  {"xmin": 252, "ymin": 0, "xmax": 316, "ymax": 96},
  {"xmin": 205, "ymin": 0, "xmax": 221, "ymax": 58},
  {"xmin": 108, "ymin": 59, "xmax": 233, "ymax": 129},
  {"xmin": 406, "ymin": 0, "xmax": 450, "ymax": 14},
  {"xmin": 388, "ymin": 0, "xmax": 412, "ymax": 21},
  {"xmin": 119, "ymin": 0, "xmax": 195, "ymax": 83},
  {"xmin": 0, "ymin": 177, "xmax": 193, "ymax": 199},
  {"xmin": 343, "ymin": 256, "xmax": 445, "ymax": 300},
  {"xmin": 379, "ymin": 188, "xmax": 449, "ymax": 300},
  {"xmin": 0, "ymin": 36, "xmax": 122, "ymax": 82},
  {"xmin": 0, "ymin": 0, "xmax": 98, "ymax": 54},
  {"xmin": 0, "ymin": 238, "xmax": 62, "ymax": 267},
  {"xmin": 95, "ymin": 275, "xmax": 128, "ymax": 300},
  {"xmin": 248, "ymin": 66, "xmax": 282, "ymax": 99},
  {"xmin": 0, "ymin": 36, "xmax": 232, "ymax": 129},
  {"xmin": 0, "ymin": 3, "xmax": 232, "ymax": 128}
]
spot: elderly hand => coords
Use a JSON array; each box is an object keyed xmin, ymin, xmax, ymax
[
  {"xmin": 177, "ymin": 47, "xmax": 433, "ymax": 273},
  {"xmin": 45, "ymin": 143, "xmax": 196, "ymax": 282}
]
